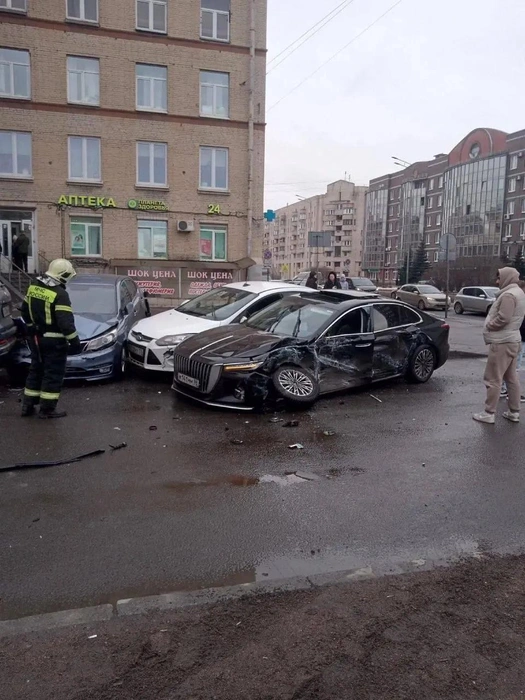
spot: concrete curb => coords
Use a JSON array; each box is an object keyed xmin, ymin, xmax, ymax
[
  {"xmin": 449, "ymin": 350, "xmax": 486, "ymax": 359},
  {"xmin": 0, "ymin": 558, "xmax": 450, "ymax": 637}
]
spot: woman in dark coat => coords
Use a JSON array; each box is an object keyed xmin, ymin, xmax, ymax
[
  {"xmin": 324, "ymin": 272, "xmax": 341, "ymax": 290},
  {"xmin": 305, "ymin": 271, "xmax": 318, "ymax": 289}
]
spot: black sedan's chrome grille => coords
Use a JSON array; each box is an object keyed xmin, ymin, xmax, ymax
[{"xmin": 174, "ymin": 354, "xmax": 212, "ymax": 392}]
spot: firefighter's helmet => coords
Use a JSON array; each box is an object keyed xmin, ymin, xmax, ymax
[{"xmin": 46, "ymin": 259, "xmax": 77, "ymax": 285}]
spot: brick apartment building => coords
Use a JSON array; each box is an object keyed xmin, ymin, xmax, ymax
[
  {"xmin": 263, "ymin": 180, "xmax": 368, "ymax": 280},
  {"xmin": 363, "ymin": 127, "xmax": 525, "ymax": 289},
  {"xmin": 0, "ymin": 0, "xmax": 266, "ymax": 301}
]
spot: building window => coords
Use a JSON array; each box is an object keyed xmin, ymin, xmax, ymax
[
  {"xmin": 438, "ymin": 176, "xmax": 444, "ymax": 188},
  {"xmin": 200, "ymin": 225, "xmax": 227, "ymax": 261},
  {"xmin": 389, "ymin": 206, "xmax": 394, "ymax": 216},
  {"xmin": 136, "ymin": 63, "xmax": 167, "ymax": 112},
  {"xmin": 136, "ymin": 0, "xmax": 167, "ymax": 33},
  {"xmin": 70, "ymin": 217, "xmax": 101, "ymax": 256},
  {"xmin": 433, "ymin": 251, "xmax": 439, "ymax": 263},
  {"xmin": 199, "ymin": 146, "xmax": 228, "ymax": 190},
  {"xmin": 437, "ymin": 194, "xmax": 443, "ymax": 207},
  {"xmin": 520, "ymin": 222, "xmax": 525, "ymax": 239},
  {"xmin": 507, "ymin": 200, "xmax": 515, "ymax": 215},
  {"xmin": 0, "ymin": 48, "xmax": 30, "ymax": 99},
  {"xmin": 66, "ymin": 0, "xmax": 98, "ymax": 23},
  {"xmin": 429, "ymin": 178, "xmax": 434, "ymax": 190},
  {"xmin": 426, "ymin": 215, "xmax": 432, "ymax": 228},
  {"xmin": 511, "ymin": 155, "xmax": 519, "ymax": 170},
  {"xmin": 425, "ymin": 233, "xmax": 430, "ymax": 245},
  {"xmin": 68, "ymin": 136, "xmax": 101, "ymax": 182},
  {"xmin": 435, "ymin": 232, "xmax": 440, "ymax": 244},
  {"xmin": 522, "ymin": 199, "xmax": 525, "ymax": 214},
  {"xmin": 509, "ymin": 177, "xmax": 517, "ymax": 193},
  {"xmin": 0, "ymin": 0, "xmax": 27, "ymax": 11},
  {"xmin": 136, "ymin": 141, "xmax": 167, "ymax": 187},
  {"xmin": 0, "ymin": 130, "xmax": 31, "ymax": 177},
  {"xmin": 436, "ymin": 213, "xmax": 442, "ymax": 226},
  {"xmin": 201, "ymin": 0, "xmax": 230, "ymax": 42},
  {"xmin": 388, "ymin": 223, "xmax": 393, "ymax": 233},
  {"xmin": 67, "ymin": 56, "xmax": 99, "ymax": 105},
  {"xmin": 138, "ymin": 219, "xmax": 167, "ymax": 259},
  {"xmin": 427, "ymin": 196, "xmax": 433, "ymax": 209},
  {"xmin": 505, "ymin": 224, "xmax": 512, "ymax": 238},
  {"xmin": 200, "ymin": 70, "xmax": 229, "ymax": 118}
]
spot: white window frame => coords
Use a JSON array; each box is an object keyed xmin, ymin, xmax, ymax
[
  {"xmin": 0, "ymin": 0, "xmax": 27, "ymax": 11},
  {"xmin": 67, "ymin": 135, "xmax": 101, "ymax": 183},
  {"xmin": 0, "ymin": 47, "xmax": 30, "ymax": 99},
  {"xmin": 70, "ymin": 216, "xmax": 102, "ymax": 257},
  {"xmin": 429, "ymin": 178, "xmax": 434, "ymax": 190},
  {"xmin": 438, "ymin": 176, "xmax": 444, "ymax": 188},
  {"xmin": 67, "ymin": 55, "xmax": 100, "ymax": 106},
  {"xmin": 427, "ymin": 196, "xmax": 433, "ymax": 209},
  {"xmin": 138, "ymin": 219, "xmax": 168, "ymax": 259},
  {"xmin": 136, "ymin": 0, "xmax": 167, "ymax": 34},
  {"xmin": 200, "ymin": 4, "xmax": 230, "ymax": 43},
  {"xmin": 509, "ymin": 177, "xmax": 517, "ymax": 193},
  {"xmin": 436, "ymin": 214, "xmax": 442, "ymax": 226},
  {"xmin": 433, "ymin": 251, "xmax": 439, "ymax": 263},
  {"xmin": 426, "ymin": 215, "xmax": 432, "ymax": 228},
  {"xmin": 0, "ymin": 130, "xmax": 32, "ymax": 178},
  {"xmin": 136, "ymin": 141, "xmax": 167, "ymax": 187},
  {"xmin": 200, "ymin": 70, "xmax": 229, "ymax": 119},
  {"xmin": 200, "ymin": 224, "xmax": 227, "ymax": 261},
  {"xmin": 520, "ymin": 222, "xmax": 525, "ymax": 239},
  {"xmin": 136, "ymin": 63, "xmax": 167, "ymax": 113},
  {"xmin": 522, "ymin": 199, "xmax": 525, "ymax": 214},
  {"xmin": 388, "ymin": 223, "xmax": 393, "ymax": 233},
  {"xmin": 507, "ymin": 200, "xmax": 515, "ymax": 215},
  {"xmin": 511, "ymin": 155, "xmax": 518, "ymax": 170},
  {"xmin": 437, "ymin": 194, "xmax": 443, "ymax": 207},
  {"xmin": 199, "ymin": 146, "xmax": 229, "ymax": 191},
  {"xmin": 66, "ymin": 0, "xmax": 99, "ymax": 23}
]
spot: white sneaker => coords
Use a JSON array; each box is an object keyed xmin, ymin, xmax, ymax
[
  {"xmin": 473, "ymin": 412, "xmax": 496, "ymax": 424},
  {"xmin": 503, "ymin": 411, "xmax": 520, "ymax": 423},
  {"xmin": 500, "ymin": 390, "xmax": 508, "ymax": 399}
]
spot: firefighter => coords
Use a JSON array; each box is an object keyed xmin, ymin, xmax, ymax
[{"xmin": 21, "ymin": 259, "xmax": 81, "ymax": 419}]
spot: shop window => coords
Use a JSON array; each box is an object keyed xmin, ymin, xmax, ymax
[
  {"xmin": 0, "ymin": 0, "xmax": 27, "ymax": 11},
  {"xmin": 200, "ymin": 225, "xmax": 227, "ymax": 261},
  {"xmin": 0, "ymin": 130, "xmax": 32, "ymax": 177},
  {"xmin": 70, "ymin": 217, "xmax": 101, "ymax": 257},
  {"xmin": 201, "ymin": 0, "xmax": 230, "ymax": 42},
  {"xmin": 136, "ymin": 63, "xmax": 167, "ymax": 112},
  {"xmin": 68, "ymin": 136, "xmax": 101, "ymax": 182},
  {"xmin": 199, "ymin": 146, "xmax": 228, "ymax": 190},
  {"xmin": 136, "ymin": 0, "xmax": 167, "ymax": 33},
  {"xmin": 136, "ymin": 141, "xmax": 167, "ymax": 187},
  {"xmin": 67, "ymin": 56, "xmax": 99, "ymax": 105},
  {"xmin": 200, "ymin": 71, "xmax": 229, "ymax": 118},
  {"xmin": 0, "ymin": 48, "xmax": 30, "ymax": 99},
  {"xmin": 138, "ymin": 220, "xmax": 167, "ymax": 259},
  {"xmin": 66, "ymin": 0, "xmax": 98, "ymax": 23}
]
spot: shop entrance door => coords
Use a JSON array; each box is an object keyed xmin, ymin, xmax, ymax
[{"xmin": 0, "ymin": 213, "xmax": 35, "ymax": 273}]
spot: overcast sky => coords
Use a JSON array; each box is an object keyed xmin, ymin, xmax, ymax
[{"xmin": 264, "ymin": 0, "xmax": 525, "ymax": 209}]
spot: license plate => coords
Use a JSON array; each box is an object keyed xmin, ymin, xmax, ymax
[
  {"xmin": 128, "ymin": 344, "xmax": 145, "ymax": 360},
  {"xmin": 1, "ymin": 304, "xmax": 10, "ymax": 318},
  {"xmin": 177, "ymin": 373, "xmax": 200, "ymax": 388}
]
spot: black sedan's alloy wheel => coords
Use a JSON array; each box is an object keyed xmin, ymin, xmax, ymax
[
  {"xmin": 272, "ymin": 365, "xmax": 320, "ymax": 404},
  {"xmin": 407, "ymin": 346, "xmax": 436, "ymax": 384}
]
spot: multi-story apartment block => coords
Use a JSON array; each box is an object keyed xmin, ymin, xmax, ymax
[
  {"xmin": 363, "ymin": 127, "xmax": 525, "ymax": 289},
  {"xmin": 0, "ymin": 0, "xmax": 266, "ymax": 301},
  {"xmin": 263, "ymin": 180, "xmax": 368, "ymax": 279}
]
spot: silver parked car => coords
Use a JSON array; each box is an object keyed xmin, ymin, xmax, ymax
[
  {"xmin": 396, "ymin": 284, "xmax": 450, "ymax": 311},
  {"xmin": 454, "ymin": 286, "xmax": 499, "ymax": 316}
]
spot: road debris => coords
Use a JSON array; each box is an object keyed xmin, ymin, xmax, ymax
[
  {"xmin": 322, "ymin": 430, "xmax": 336, "ymax": 436},
  {"xmin": 370, "ymin": 394, "xmax": 383, "ymax": 403},
  {"xmin": 293, "ymin": 471, "xmax": 320, "ymax": 481},
  {"xmin": 0, "ymin": 450, "xmax": 105, "ymax": 473},
  {"xmin": 230, "ymin": 439, "xmax": 244, "ymax": 445},
  {"xmin": 283, "ymin": 420, "xmax": 299, "ymax": 428},
  {"xmin": 113, "ymin": 427, "xmax": 121, "ymax": 431},
  {"xmin": 149, "ymin": 426, "xmax": 158, "ymax": 431},
  {"xmin": 109, "ymin": 442, "xmax": 127, "ymax": 451},
  {"xmin": 269, "ymin": 416, "xmax": 283, "ymax": 423},
  {"xmin": 288, "ymin": 443, "xmax": 304, "ymax": 450},
  {"xmin": 88, "ymin": 635, "xmax": 97, "ymax": 640}
]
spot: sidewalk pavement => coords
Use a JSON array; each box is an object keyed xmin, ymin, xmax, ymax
[{"xmin": 1, "ymin": 555, "xmax": 525, "ymax": 700}]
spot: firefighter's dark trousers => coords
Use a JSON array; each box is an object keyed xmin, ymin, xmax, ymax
[{"xmin": 23, "ymin": 337, "xmax": 68, "ymax": 413}]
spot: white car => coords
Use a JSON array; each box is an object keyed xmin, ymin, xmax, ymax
[{"xmin": 127, "ymin": 281, "xmax": 314, "ymax": 372}]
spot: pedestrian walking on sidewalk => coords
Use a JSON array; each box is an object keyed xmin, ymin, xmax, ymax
[{"xmin": 473, "ymin": 268, "xmax": 525, "ymax": 424}]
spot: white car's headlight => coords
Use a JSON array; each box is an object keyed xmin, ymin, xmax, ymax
[
  {"xmin": 84, "ymin": 330, "xmax": 118, "ymax": 353},
  {"xmin": 156, "ymin": 334, "xmax": 193, "ymax": 347}
]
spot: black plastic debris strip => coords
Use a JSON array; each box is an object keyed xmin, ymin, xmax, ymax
[{"xmin": 0, "ymin": 450, "xmax": 106, "ymax": 472}]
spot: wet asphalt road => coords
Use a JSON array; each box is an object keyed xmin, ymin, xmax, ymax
[{"xmin": 1, "ymin": 355, "xmax": 524, "ymax": 621}]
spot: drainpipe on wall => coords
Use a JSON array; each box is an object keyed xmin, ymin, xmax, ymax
[{"xmin": 246, "ymin": 0, "xmax": 256, "ymax": 260}]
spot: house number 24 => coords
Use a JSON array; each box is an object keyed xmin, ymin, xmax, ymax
[{"xmin": 208, "ymin": 204, "xmax": 221, "ymax": 215}]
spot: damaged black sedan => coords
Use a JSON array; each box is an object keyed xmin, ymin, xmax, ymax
[{"xmin": 171, "ymin": 291, "xmax": 450, "ymax": 410}]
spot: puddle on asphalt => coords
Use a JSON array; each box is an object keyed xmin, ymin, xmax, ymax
[{"xmin": 163, "ymin": 472, "xmax": 317, "ymax": 491}]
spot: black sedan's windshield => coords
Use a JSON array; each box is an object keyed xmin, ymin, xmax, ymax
[
  {"xmin": 176, "ymin": 286, "xmax": 255, "ymax": 321},
  {"xmin": 246, "ymin": 297, "xmax": 334, "ymax": 339},
  {"xmin": 68, "ymin": 284, "xmax": 118, "ymax": 317}
]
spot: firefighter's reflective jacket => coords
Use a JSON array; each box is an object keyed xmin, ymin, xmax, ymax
[{"xmin": 21, "ymin": 278, "xmax": 79, "ymax": 343}]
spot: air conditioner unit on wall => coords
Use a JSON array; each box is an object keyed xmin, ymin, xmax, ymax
[
  {"xmin": 177, "ymin": 220, "xmax": 195, "ymax": 232},
  {"xmin": 504, "ymin": 214, "xmax": 511, "ymax": 220}
]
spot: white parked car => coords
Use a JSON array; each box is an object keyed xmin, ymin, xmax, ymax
[{"xmin": 127, "ymin": 281, "xmax": 314, "ymax": 372}]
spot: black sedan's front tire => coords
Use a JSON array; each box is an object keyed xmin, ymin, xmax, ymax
[
  {"xmin": 272, "ymin": 365, "xmax": 320, "ymax": 405},
  {"xmin": 406, "ymin": 345, "xmax": 436, "ymax": 384}
]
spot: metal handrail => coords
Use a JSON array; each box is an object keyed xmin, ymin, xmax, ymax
[
  {"xmin": 0, "ymin": 253, "xmax": 33, "ymax": 299},
  {"xmin": 38, "ymin": 251, "xmax": 52, "ymax": 273}
]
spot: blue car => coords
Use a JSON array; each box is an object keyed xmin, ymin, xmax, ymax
[{"xmin": 16, "ymin": 274, "xmax": 150, "ymax": 381}]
